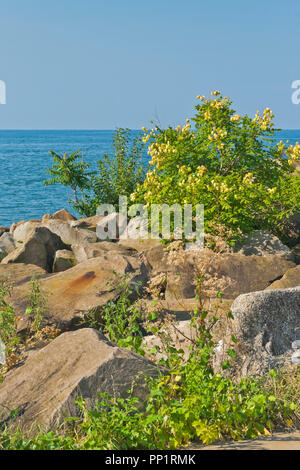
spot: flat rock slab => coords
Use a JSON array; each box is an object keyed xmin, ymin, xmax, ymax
[
  {"xmin": 164, "ymin": 252, "xmax": 295, "ymax": 301},
  {"xmin": 0, "ymin": 263, "xmax": 47, "ymax": 286},
  {"xmin": 10, "ymin": 253, "xmax": 147, "ymax": 330},
  {"xmin": 187, "ymin": 431, "xmax": 300, "ymax": 450},
  {"xmin": 71, "ymin": 241, "xmax": 137, "ymax": 263},
  {"xmin": 0, "ymin": 328, "xmax": 158, "ymax": 433}
]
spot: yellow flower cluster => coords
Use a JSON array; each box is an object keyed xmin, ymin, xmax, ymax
[
  {"xmin": 253, "ymin": 108, "xmax": 274, "ymax": 130},
  {"xmin": 204, "ymin": 110, "xmax": 211, "ymax": 121},
  {"xmin": 148, "ymin": 141, "xmax": 178, "ymax": 167},
  {"xmin": 277, "ymin": 140, "xmax": 286, "ymax": 154},
  {"xmin": 230, "ymin": 114, "xmax": 240, "ymax": 122},
  {"xmin": 209, "ymin": 99, "xmax": 227, "ymax": 110},
  {"xmin": 286, "ymin": 142, "xmax": 300, "ymax": 163},
  {"xmin": 208, "ymin": 128, "xmax": 228, "ymax": 142},
  {"xmin": 142, "ymin": 134, "xmax": 151, "ymax": 143},
  {"xmin": 197, "ymin": 165, "xmax": 207, "ymax": 176},
  {"xmin": 242, "ymin": 173, "xmax": 255, "ymax": 185},
  {"xmin": 141, "ymin": 127, "xmax": 157, "ymax": 143},
  {"xmin": 209, "ymin": 179, "xmax": 229, "ymax": 192}
]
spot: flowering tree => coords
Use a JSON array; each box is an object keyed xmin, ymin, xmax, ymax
[{"xmin": 131, "ymin": 91, "xmax": 300, "ymax": 241}]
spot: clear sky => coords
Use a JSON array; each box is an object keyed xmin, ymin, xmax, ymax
[{"xmin": 0, "ymin": 0, "xmax": 300, "ymax": 129}]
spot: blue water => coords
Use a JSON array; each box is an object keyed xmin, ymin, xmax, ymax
[
  {"xmin": 0, "ymin": 129, "xmax": 299, "ymax": 227},
  {"xmin": 0, "ymin": 130, "xmax": 140, "ymax": 226}
]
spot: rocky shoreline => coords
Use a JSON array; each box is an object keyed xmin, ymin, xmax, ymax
[{"xmin": 0, "ymin": 208, "xmax": 300, "ymax": 434}]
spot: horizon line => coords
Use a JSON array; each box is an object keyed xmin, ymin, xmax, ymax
[{"xmin": 0, "ymin": 128, "xmax": 300, "ymax": 132}]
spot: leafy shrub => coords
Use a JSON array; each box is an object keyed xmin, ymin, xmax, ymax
[
  {"xmin": 44, "ymin": 150, "xmax": 94, "ymax": 215},
  {"xmin": 80, "ymin": 273, "xmax": 145, "ymax": 355},
  {"xmin": 131, "ymin": 92, "xmax": 300, "ymax": 241},
  {"xmin": 25, "ymin": 277, "xmax": 47, "ymax": 333},
  {"xmin": 85, "ymin": 128, "xmax": 147, "ymax": 215},
  {"xmin": 44, "ymin": 129, "xmax": 147, "ymax": 217},
  {"xmin": 0, "ymin": 281, "xmax": 19, "ymax": 369}
]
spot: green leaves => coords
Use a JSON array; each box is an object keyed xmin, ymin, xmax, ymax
[
  {"xmin": 81, "ymin": 274, "xmax": 145, "ymax": 356},
  {"xmin": 0, "ymin": 281, "xmax": 19, "ymax": 351},
  {"xmin": 44, "ymin": 130, "xmax": 148, "ymax": 217},
  {"xmin": 44, "ymin": 150, "xmax": 94, "ymax": 216},
  {"xmin": 133, "ymin": 92, "xmax": 300, "ymax": 241}
]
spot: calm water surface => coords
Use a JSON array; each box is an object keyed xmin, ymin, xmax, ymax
[{"xmin": 0, "ymin": 129, "xmax": 299, "ymax": 226}]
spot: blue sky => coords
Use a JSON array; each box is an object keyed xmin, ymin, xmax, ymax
[{"xmin": 0, "ymin": 0, "xmax": 300, "ymax": 129}]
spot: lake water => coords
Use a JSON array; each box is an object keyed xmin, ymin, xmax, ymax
[{"xmin": 0, "ymin": 129, "xmax": 299, "ymax": 227}]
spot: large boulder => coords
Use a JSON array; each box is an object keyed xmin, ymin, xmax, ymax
[
  {"xmin": 10, "ymin": 219, "xmax": 41, "ymax": 234},
  {"xmin": 71, "ymin": 241, "xmax": 136, "ymax": 264},
  {"xmin": 42, "ymin": 209, "xmax": 77, "ymax": 223},
  {"xmin": 11, "ymin": 220, "xmax": 41, "ymax": 245},
  {"xmin": 141, "ymin": 246, "xmax": 295, "ymax": 302},
  {"xmin": 0, "ymin": 232, "xmax": 15, "ymax": 261},
  {"xmin": 44, "ymin": 220, "xmax": 97, "ymax": 245},
  {"xmin": 233, "ymin": 230, "xmax": 294, "ymax": 259},
  {"xmin": 220, "ymin": 287, "xmax": 300, "ymax": 377},
  {"xmin": 0, "ymin": 328, "xmax": 158, "ymax": 433},
  {"xmin": 163, "ymin": 251, "xmax": 295, "ymax": 301},
  {"xmin": 10, "ymin": 252, "xmax": 148, "ymax": 330},
  {"xmin": 1, "ymin": 226, "xmax": 69, "ymax": 272}
]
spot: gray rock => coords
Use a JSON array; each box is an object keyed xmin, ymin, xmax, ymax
[
  {"xmin": 71, "ymin": 241, "xmax": 136, "ymax": 263},
  {"xmin": 234, "ymin": 230, "xmax": 294, "ymax": 259},
  {"xmin": 1, "ymin": 226, "xmax": 69, "ymax": 272},
  {"xmin": 0, "ymin": 232, "xmax": 15, "ymax": 261},
  {"xmin": 42, "ymin": 209, "xmax": 77, "ymax": 223},
  {"xmin": 12, "ymin": 220, "xmax": 41, "ymax": 245},
  {"xmin": 0, "ymin": 328, "xmax": 159, "ymax": 433},
  {"xmin": 44, "ymin": 219, "xmax": 97, "ymax": 245},
  {"xmin": 222, "ymin": 287, "xmax": 300, "ymax": 377}
]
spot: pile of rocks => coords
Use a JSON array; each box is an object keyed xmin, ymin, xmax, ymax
[{"xmin": 0, "ymin": 208, "xmax": 299, "ymax": 434}]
